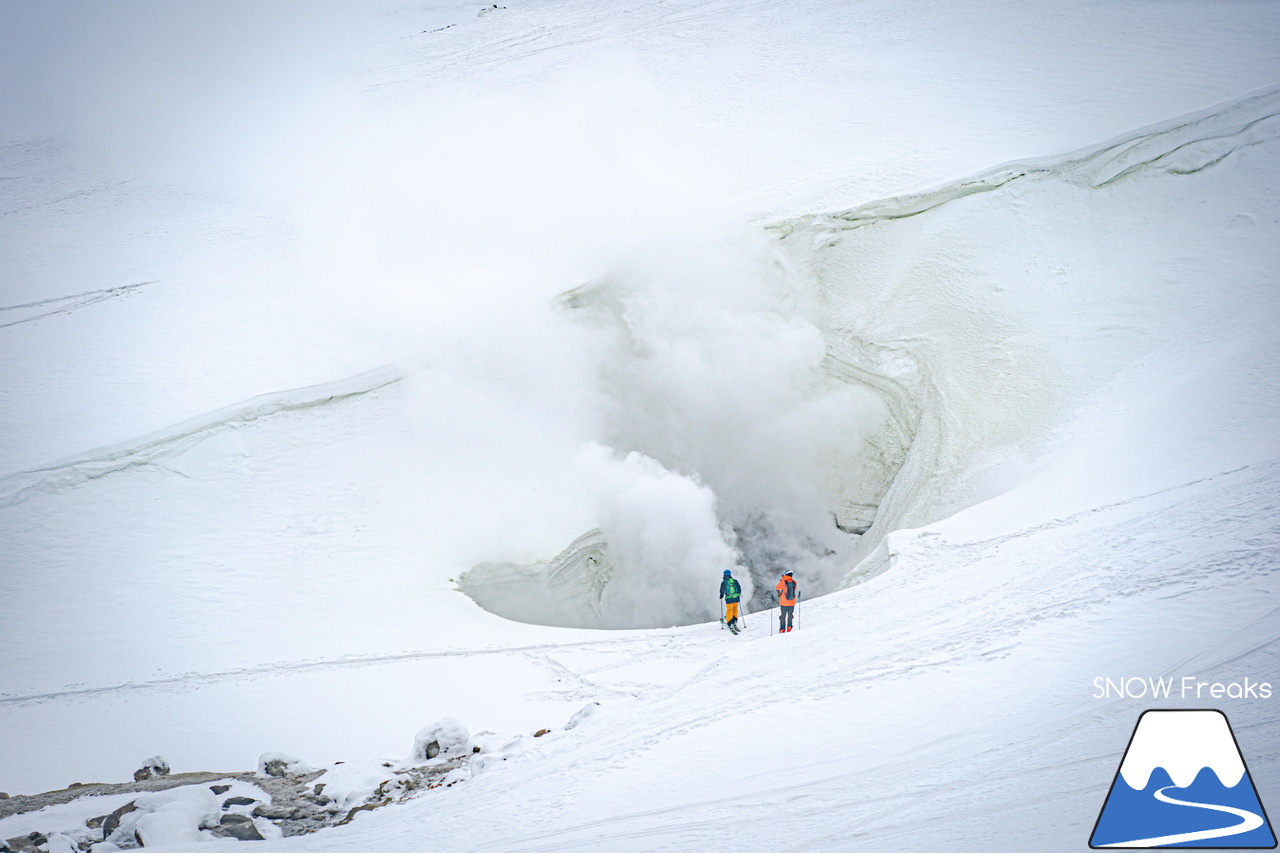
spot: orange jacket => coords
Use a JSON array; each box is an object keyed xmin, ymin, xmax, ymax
[{"xmin": 775, "ymin": 574, "xmax": 798, "ymax": 606}]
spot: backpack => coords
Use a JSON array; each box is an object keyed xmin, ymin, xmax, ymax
[
  {"xmin": 784, "ymin": 579, "xmax": 796, "ymax": 601},
  {"xmin": 725, "ymin": 578, "xmax": 741, "ymax": 599}
]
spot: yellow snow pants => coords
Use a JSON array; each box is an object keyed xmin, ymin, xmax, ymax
[{"xmin": 724, "ymin": 601, "xmax": 739, "ymax": 623}]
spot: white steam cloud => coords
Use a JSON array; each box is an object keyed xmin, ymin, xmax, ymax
[
  {"xmin": 2, "ymin": 2, "xmax": 890, "ymax": 630},
  {"xmin": 458, "ymin": 229, "xmax": 890, "ymax": 628},
  {"xmin": 575, "ymin": 443, "xmax": 744, "ymax": 627},
  {"xmin": 573, "ymin": 234, "xmax": 888, "ymax": 609}
]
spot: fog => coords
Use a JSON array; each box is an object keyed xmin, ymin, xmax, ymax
[{"xmin": 2, "ymin": 1, "xmax": 889, "ymax": 628}]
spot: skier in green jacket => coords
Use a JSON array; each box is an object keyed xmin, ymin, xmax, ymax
[{"xmin": 720, "ymin": 569, "xmax": 742, "ymax": 634}]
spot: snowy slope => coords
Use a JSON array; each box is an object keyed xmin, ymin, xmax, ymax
[
  {"xmin": 2, "ymin": 1, "xmax": 1279, "ymax": 851},
  {"xmin": 265, "ymin": 462, "xmax": 1280, "ymax": 852}
]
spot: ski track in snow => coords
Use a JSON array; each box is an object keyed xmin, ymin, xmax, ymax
[
  {"xmin": 281, "ymin": 461, "xmax": 1278, "ymax": 852},
  {"xmin": 0, "ymin": 366, "xmax": 402, "ymax": 510},
  {"xmin": 0, "ymin": 635, "xmax": 678, "ymax": 707},
  {"xmin": 521, "ymin": 649, "xmax": 649, "ymax": 701},
  {"xmin": 0, "ymin": 281, "xmax": 156, "ymax": 329},
  {"xmin": 6, "ymin": 456, "xmax": 1272, "ymax": 823},
  {"xmin": 452, "ymin": 461, "xmax": 1279, "ymax": 850}
]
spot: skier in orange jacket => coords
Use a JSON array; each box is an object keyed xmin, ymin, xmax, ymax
[{"xmin": 775, "ymin": 571, "xmax": 799, "ymax": 633}]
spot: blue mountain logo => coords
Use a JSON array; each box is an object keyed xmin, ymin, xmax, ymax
[{"xmin": 1091, "ymin": 709, "xmax": 1276, "ymax": 848}]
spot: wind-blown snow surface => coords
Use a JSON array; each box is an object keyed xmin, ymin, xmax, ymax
[{"xmin": 2, "ymin": 1, "xmax": 1279, "ymax": 850}]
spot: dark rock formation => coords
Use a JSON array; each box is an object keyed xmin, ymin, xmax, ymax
[{"xmin": 213, "ymin": 813, "xmax": 265, "ymax": 841}]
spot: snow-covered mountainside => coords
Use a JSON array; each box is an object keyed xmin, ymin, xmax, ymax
[{"xmin": 1, "ymin": 1, "xmax": 1278, "ymax": 851}]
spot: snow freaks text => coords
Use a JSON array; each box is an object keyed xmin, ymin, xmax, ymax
[{"xmin": 1093, "ymin": 677, "xmax": 1273, "ymax": 700}]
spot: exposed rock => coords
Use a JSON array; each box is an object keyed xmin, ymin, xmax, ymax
[
  {"xmin": 0, "ymin": 793, "xmax": 7, "ymax": 799},
  {"xmin": 1, "ymin": 754, "xmax": 470, "ymax": 844},
  {"xmin": 102, "ymin": 801, "xmax": 138, "ymax": 840},
  {"xmin": 4, "ymin": 833, "xmax": 47, "ymax": 853},
  {"xmin": 67, "ymin": 783, "xmax": 84, "ymax": 789},
  {"xmin": 257, "ymin": 752, "xmax": 315, "ymax": 779},
  {"xmin": 253, "ymin": 804, "xmax": 300, "ymax": 820},
  {"xmin": 132, "ymin": 755, "xmax": 170, "ymax": 782},
  {"xmin": 0, "ymin": 773, "xmax": 242, "ymax": 826},
  {"xmin": 533, "ymin": 729, "xmax": 550, "ymax": 737},
  {"xmin": 335, "ymin": 799, "xmax": 390, "ymax": 827},
  {"xmin": 209, "ymin": 785, "xmax": 231, "ymax": 795},
  {"xmin": 212, "ymin": 813, "xmax": 265, "ymax": 841}
]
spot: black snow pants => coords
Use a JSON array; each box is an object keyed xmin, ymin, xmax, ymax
[{"xmin": 779, "ymin": 605, "xmax": 794, "ymax": 631}]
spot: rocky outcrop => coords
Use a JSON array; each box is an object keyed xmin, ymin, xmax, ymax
[
  {"xmin": 0, "ymin": 718, "xmax": 503, "ymax": 846},
  {"xmin": 211, "ymin": 814, "xmax": 264, "ymax": 841},
  {"xmin": 132, "ymin": 756, "xmax": 170, "ymax": 782},
  {"xmin": 101, "ymin": 801, "xmax": 138, "ymax": 839},
  {"xmin": 3, "ymin": 833, "xmax": 45, "ymax": 853},
  {"xmin": 257, "ymin": 753, "xmax": 314, "ymax": 778}
]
